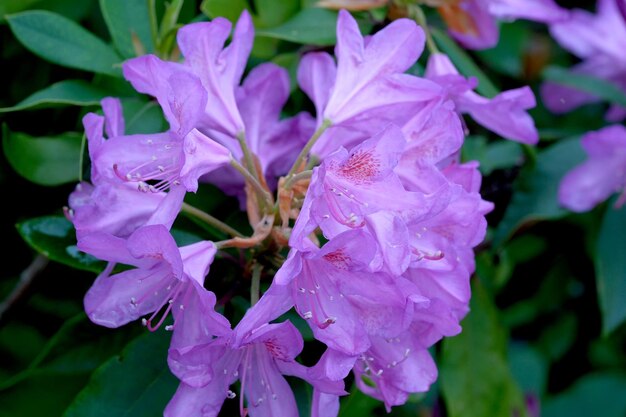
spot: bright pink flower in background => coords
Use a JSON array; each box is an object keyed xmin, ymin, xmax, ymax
[{"xmin": 559, "ymin": 125, "xmax": 626, "ymax": 212}]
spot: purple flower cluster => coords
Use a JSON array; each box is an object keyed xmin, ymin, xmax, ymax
[{"xmin": 64, "ymin": 9, "xmax": 536, "ymax": 417}]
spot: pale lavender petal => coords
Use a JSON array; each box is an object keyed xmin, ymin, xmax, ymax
[
  {"xmin": 170, "ymin": 280, "xmax": 231, "ymax": 350},
  {"xmin": 325, "ymin": 10, "xmax": 425, "ymax": 122},
  {"xmin": 489, "ymin": 0, "xmax": 569, "ymax": 23},
  {"xmin": 83, "ymin": 267, "xmax": 172, "ymax": 328},
  {"xmin": 101, "ymin": 97, "xmax": 124, "ymax": 138},
  {"xmin": 127, "ymin": 224, "xmax": 184, "ymax": 278},
  {"xmin": 180, "ymin": 129, "xmax": 231, "ymax": 192},
  {"xmin": 297, "ymin": 52, "xmax": 337, "ymax": 124},
  {"xmin": 242, "ymin": 321, "xmax": 304, "ymax": 361},
  {"xmin": 459, "ymin": 87, "xmax": 539, "ymax": 144},
  {"xmin": 559, "ymin": 157, "xmax": 623, "ymax": 212}
]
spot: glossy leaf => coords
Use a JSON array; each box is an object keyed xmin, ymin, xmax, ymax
[
  {"xmin": 63, "ymin": 332, "xmax": 178, "ymax": 417},
  {"xmin": 0, "ymin": 80, "xmax": 109, "ymax": 113},
  {"xmin": 257, "ymin": 8, "xmax": 339, "ymax": 45},
  {"xmin": 6, "ymin": 11, "xmax": 121, "ymax": 76},
  {"xmin": 493, "ymin": 137, "xmax": 586, "ymax": 246},
  {"xmin": 3, "ymin": 128, "xmax": 82, "ymax": 186},
  {"xmin": 595, "ymin": 201, "xmax": 626, "ymax": 335},
  {"xmin": 254, "ymin": 0, "xmax": 299, "ymax": 27},
  {"xmin": 543, "ymin": 373, "xmax": 626, "ymax": 417},
  {"xmin": 99, "ymin": 0, "xmax": 154, "ymax": 58},
  {"xmin": 16, "ymin": 216, "xmax": 105, "ymax": 273},
  {"xmin": 441, "ymin": 281, "xmax": 527, "ymax": 417},
  {"xmin": 200, "ymin": 0, "xmax": 248, "ymax": 22}
]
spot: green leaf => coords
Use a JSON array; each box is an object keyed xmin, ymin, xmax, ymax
[
  {"xmin": 0, "ymin": 314, "xmax": 138, "ymax": 391},
  {"xmin": 3, "ymin": 127, "xmax": 82, "ymax": 186},
  {"xmin": 0, "ymin": 0, "xmax": 40, "ymax": 22},
  {"xmin": 462, "ymin": 136, "xmax": 523, "ymax": 175},
  {"xmin": 200, "ymin": 0, "xmax": 248, "ymax": 22},
  {"xmin": 99, "ymin": 0, "xmax": 154, "ymax": 58},
  {"xmin": 6, "ymin": 10, "xmax": 121, "ymax": 76},
  {"xmin": 16, "ymin": 216, "xmax": 105, "ymax": 273},
  {"xmin": 508, "ymin": 344, "xmax": 547, "ymax": 396},
  {"xmin": 493, "ymin": 137, "xmax": 586, "ymax": 246},
  {"xmin": 339, "ymin": 385, "xmax": 381, "ymax": 417},
  {"xmin": 543, "ymin": 373, "xmax": 626, "ymax": 417},
  {"xmin": 595, "ymin": 200, "xmax": 626, "ymax": 335},
  {"xmin": 257, "ymin": 8, "xmax": 339, "ymax": 45},
  {"xmin": 543, "ymin": 66, "xmax": 626, "ymax": 108},
  {"xmin": 431, "ymin": 28, "xmax": 499, "ymax": 98},
  {"xmin": 63, "ymin": 332, "xmax": 178, "ymax": 417},
  {"xmin": 0, "ymin": 374, "xmax": 90, "ymax": 417},
  {"xmin": 441, "ymin": 281, "xmax": 527, "ymax": 417},
  {"xmin": 0, "ymin": 80, "xmax": 108, "ymax": 113},
  {"xmin": 254, "ymin": 0, "xmax": 299, "ymax": 27},
  {"xmin": 475, "ymin": 22, "xmax": 528, "ymax": 78},
  {"xmin": 121, "ymin": 99, "xmax": 167, "ymax": 134}
]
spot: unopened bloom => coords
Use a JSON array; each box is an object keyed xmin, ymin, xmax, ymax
[
  {"xmin": 542, "ymin": 0, "xmax": 626, "ymax": 121},
  {"xmin": 559, "ymin": 125, "xmax": 626, "ymax": 212},
  {"xmin": 425, "ymin": 52, "xmax": 539, "ymax": 144}
]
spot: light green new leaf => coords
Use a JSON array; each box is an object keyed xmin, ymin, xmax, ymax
[
  {"xmin": 596, "ymin": 201, "xmax": 626, "ymax": 335},
  {"xmin": 6, "ymin": 10, "xmax": 121, "ymax": 76},
  {"xmin": 99, "ymin": 0, "xmax": 154, "ymax": 58},
  {"xmin": 441, "ymin": 281, "xmax": 527, "ymax": 417},
  {"xmin": 0, "ymin": 80, "xmax": 108, "ymax": 113},
  {"xmin": 16, "ymin": 216, "xmax": 105, "ymax": 273},
  {"xmin": 63, "ymin": 332, "xmax": 178, "ymax": 417},
  {"xmin": 3, "ymin": 128, "xmax": 82, "ymax": 186}
]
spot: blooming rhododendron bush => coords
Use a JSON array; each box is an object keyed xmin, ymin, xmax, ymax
[{"xmin": 2, "ymin": 1, "xmax": 626, "ymax": 417}]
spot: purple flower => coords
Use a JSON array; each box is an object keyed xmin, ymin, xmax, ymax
[
  {"xmin": 559, "ymin": 125, "xmax": 626, "ymax": 212},
  {"xmin": 165, "ymin": 319, "xmax": 345, "ymax": 417},
  {"xmin": 297, "ymin": 10, "xmax": 444, "ymax": 158},
  {"xmin": 425, "ymin": 53, "xmax": 539, "ymax": 144},
  {"xmin": 438, "ymin": 0, "xmax": 569, "ymax": 50},
  {"xmin": 542, "ymin": 0, "xmax": 626, "ymax": 121},
  {"xmin": 123, "ymin": 12, "xmax": 314, "ymax": 200},
  {"xmin": 291, "ymin": 125, "xmax": 439, "ymax": 256},
  {"xmin": 68, "ymin": 98, "xmax": 185, "ymax": 240},
  {"xmin": 78, "ymin": 225, "xmax": 229, "ymax": 349},
  {"xmin": 353, "ymin": 329, "xmax": 437, "ymax": 411}
]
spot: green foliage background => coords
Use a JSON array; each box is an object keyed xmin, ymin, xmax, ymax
[{"xmin": 0, "ymin": 1, "xmax": 625, "ymax": 416}]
